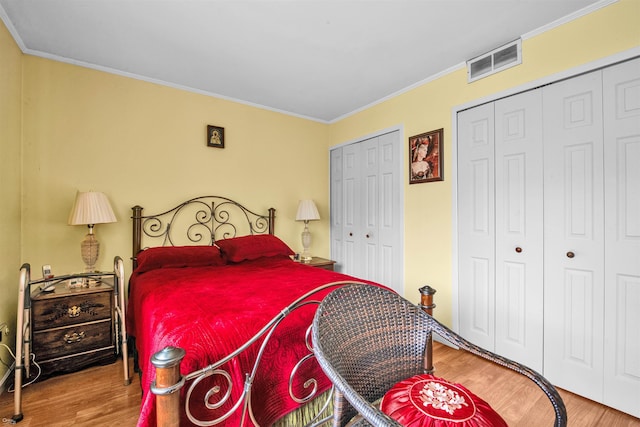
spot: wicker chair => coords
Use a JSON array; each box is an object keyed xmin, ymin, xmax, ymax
[{"xmin": 311, "ymin": 284, "xmax": 567, "ymax": 427}]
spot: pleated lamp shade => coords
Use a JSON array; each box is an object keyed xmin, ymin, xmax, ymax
[
  {"xmin": 68, "ymin": 191, "xmax": 117, "ymax": 226},
  {"xmin": 295, "ymin": 200, "xmax": 320, "ymax": 222},
  {"xmin": 68, "ymin": 191, "xmax": 117, "ymax": 271}
]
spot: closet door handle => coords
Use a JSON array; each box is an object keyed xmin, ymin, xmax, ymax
[
  {"xmin": 566, "ymin": 251, "xmax": 575, "ymax": 258},
  {"xmin": 515, "ymin": 247, "xmax": 522, "ymax": 253}
]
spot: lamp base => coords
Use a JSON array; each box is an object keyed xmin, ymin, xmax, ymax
[
  {"xmin": 301, "ymin": 225, "xmax": 312, "ymax": 262},
  {"xmin": 80, "ymin": 232, "xmax": 100, "ymax": 272}
]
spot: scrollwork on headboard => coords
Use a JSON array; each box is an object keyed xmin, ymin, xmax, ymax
[{"xmin": 131, "ymin": 196, "xmax": 276, "ymax": 270}]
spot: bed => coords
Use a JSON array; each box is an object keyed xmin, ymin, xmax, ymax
[{"xmin": 127, "ymin": 196, "xmax": 368, "ymax": 426}]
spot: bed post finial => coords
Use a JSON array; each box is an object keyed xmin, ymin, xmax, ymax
[
  {"xmin": 419, "ymin": 285, "xmax": 437, "ymax": 374},
  {"xmin": 419, "ymin": 285, "xmax": 436, "ymax": 314},
  {"xmin": 151, "ymin": 346, "xmax": 186, "ymax": 427},
  {"xmin": 268, "ymin": 207, "xmax": 276, "ymax": 235},
  {"xmin": 132, "ymin": 205, "xmax": 143, "ymax": 271}
]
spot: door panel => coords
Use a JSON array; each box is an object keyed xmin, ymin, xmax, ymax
[
  {"xmin": 603, "ymin": 57, "xmax": 640, "ymax": 417},
  {"xmin": 342, "ymin": 142, "xmax": 361, "ymax": 278},
  {"xmin": 470, "ymin": 257, "xmax": 492, "ymax": 336},
  {"xmin": 378, "ymin": 131, "xmax": 403, "ymax": 293},
  {"xmin": 330, "ymin": 149, "xmax": 344, "ymax": 272},
  {"xmin": 362, "ymin": 137, "xmax": 380, "ymax": 283},
  {"xmin": 563, "ymin": 269, "xmax": 595, "ymax": 364},
  {"xmin": 458, "ymin": 103, "xmax": 496, "ymax": 350},
  {"xmin": 503, "ymin": 261, "xmax": 526, "ymax": 341},
  {"xmin": 543, "ymin": 70, "xmax": 604, "ymax": 401},
  {"xmin": 494, "ymin": 90, "xmax": 544, "ymax": 371}
]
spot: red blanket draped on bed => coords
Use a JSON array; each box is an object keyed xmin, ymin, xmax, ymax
[{"xmin": 127, "ymin": 253, "xmax": 363, "ymax": 426}]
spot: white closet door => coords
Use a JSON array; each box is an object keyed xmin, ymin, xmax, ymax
[
  {"xmin": 494, "ymin": 90, "xmax": 544, "ymax": 371},
  {"xmin": 342, "ymin": 141, "xmax": 362, "ymax": 278},
  {"xmin": 330, "ymin": 130, "xmax": 403, "ymax": 294},
  {"xmin": 330, "ymin": 148, "xmax": 344, "ymax": 272},
  {"xmin": 361, "ymin": 137, "xmax": 381, "ymax": 282},
  {"xmin": 377, "ymin": 131, "xmax": 403, "ymax": 292},
  {"xmin": 602, "ymin": 57, "xmax": 640, "ymax": 417},
  {"xmin": 457, "ymin": 103, "xmax": 496, "ymax": 350},
  {"xmin": 543, "ymin": 70, "xmax": 605, "ymax": 402}
]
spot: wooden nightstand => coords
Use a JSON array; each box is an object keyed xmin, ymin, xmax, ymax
[
  {"xmin": 302, "ymin": 257, "xmax": 337, "ymax": 271},
  {"xmin": 30, "ymin": 274, "xmax": 117, "ymax": 378},
  {"xmin": 12, "ymin": 259, "xmax": 129, "ymax": 423}
]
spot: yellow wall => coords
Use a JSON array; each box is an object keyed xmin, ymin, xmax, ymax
[
  {"xmin": 20, "ymin": 57, "xmax": 330, "ymax": 277},
  {"xmin": 0, "ymin": 18, "xmax": 22, "ymax": 379},
  {"xmin": 328, "ymin": 0, "xmax": 640, "ymax": 325}
]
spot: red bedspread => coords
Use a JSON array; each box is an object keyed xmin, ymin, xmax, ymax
[{"xmin": 127, "ymin": 255, "xmax": 362, "ymax": 426}]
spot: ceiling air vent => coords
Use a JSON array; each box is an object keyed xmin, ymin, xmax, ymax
[{"xmin": 467, "ymin": 39, "xmax": 522, "ymax": 83}]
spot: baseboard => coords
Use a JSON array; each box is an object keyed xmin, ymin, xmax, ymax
[{"xmin": 433, "ymin": 333, "xmax": 459, "ymax": 350}]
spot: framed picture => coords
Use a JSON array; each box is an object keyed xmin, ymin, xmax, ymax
[
  {"xmin": 207, "ymin": 125, "xmax": 225, "ymax": 148},
  {"xmin": 409, "ymin": 128, "xmax": 443, "ymax": 184}
]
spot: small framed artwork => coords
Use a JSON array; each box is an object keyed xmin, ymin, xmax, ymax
[
  {"xmin": 409, "ymin": 128, "xmax": 443, "ymax": 184},
  {"xmin": 207, "ymin": 125, "xmax": 225, "ymax": 148}
]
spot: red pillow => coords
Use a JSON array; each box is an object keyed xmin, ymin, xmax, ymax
[
  {"xmin": 135, "ymin": 245, "xmax": 226, "ymax": 273},
  {"xmin": 216, "ymin": 234, "xmax": 294, "ymax": 262},
  {"xmin": 380, "ymin": 374, "xmax": 507, "ymax": 426}
]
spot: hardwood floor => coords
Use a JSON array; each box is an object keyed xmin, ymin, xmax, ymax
[
  {"xmin": 430, "ymin": 343, "xmax": 639, "ymax": 427},
  {"xmin": 0, "ymin": 345, "xmax": 638, "ymax": 426},
  {"xmin": 0, "ymin": 357, "xmax": 140, "ymax": 427}
]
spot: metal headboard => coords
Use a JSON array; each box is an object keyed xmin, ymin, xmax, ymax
[{"xmin": 131, "ymin": 196, "xmax": 275, "ymax": 270}]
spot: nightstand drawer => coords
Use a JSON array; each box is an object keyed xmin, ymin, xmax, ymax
[
  {"xmin": 32, "ymin": 319, "xmax": 113, "ymax": 360},
  {"xmin": 32, "ymin": 291, "xmax": 112, "ymax": 330}
]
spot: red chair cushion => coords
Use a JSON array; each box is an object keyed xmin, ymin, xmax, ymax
[{"xmin": 380, "ymin": 374, "xmax": 507, "ymax": 426}]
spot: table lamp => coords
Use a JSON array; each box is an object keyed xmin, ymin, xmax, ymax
[
  {"xmin": 295, "ymin": 199, "xmax": 320, "ymax": 262},
  {"xmin": 68, "ymin": 191, "xmax": 117, "ymax": 272}
]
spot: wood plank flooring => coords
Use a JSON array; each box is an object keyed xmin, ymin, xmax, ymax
[
  {"xmin": 0, "ymin": 357, "xmax": 140, "ymax": 427},
  {"xmin": 1, "ymin": 344, "xmax": 638, "ymax": 426},
  {"xmin": 430, "ymin": 343, "xmax": 639, "ymax": 427}
]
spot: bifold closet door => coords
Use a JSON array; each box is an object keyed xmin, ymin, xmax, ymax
[
  {"xmin": 330, "ymin": 148, "xmax": 344, "ymax": 269},
  {"xmin": 342, "ymin": 141, "xmax": 362, "ymax": 278},
  {"xmin": 375, "ymin": 131, "xmax": 402, "ymax": 289},
  {"xmin": 457, "ymin": 92, "xmax": 544, "ymax": 371},
  {"xmin": 602, "ymin": 58, "xmax": 640, "ymax": 417},
  {"xmin": 543, "ymin": 58, "xmax": 640, "ymax": 417},
  {"xmin": 543, "ymin": 69, "xmax": 605, "ymax": 403},
  {"xmin": 360, "ymin": 136, "xmax": 382, "ymax": 282},
  {"xmin": 493, "ymin": 90, "xmax": 544, "ymax": 372},
  {"xmin": 457, "ymin": 103, "xmax": 496, "ymax": 351},
  {"xmin": 458, "ymin": 57, "xmax": 639, "ymax": 416},
  {"xmin": 330, "ymin": 131, "xmax": 403, "ymax": 294}
]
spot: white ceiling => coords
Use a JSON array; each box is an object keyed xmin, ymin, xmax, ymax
[{"xmin": 0, "ymin": 0, "xmax": 604, "ymax": 123}]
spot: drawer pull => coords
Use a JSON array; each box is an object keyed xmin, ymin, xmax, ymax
[
  {"xmin": 68, "ymin": 305, "xmax": 82, "ymax": 318},
  {"xmin": 64, "ymin": 331, "xmax": 86, "ymax": 344}
]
